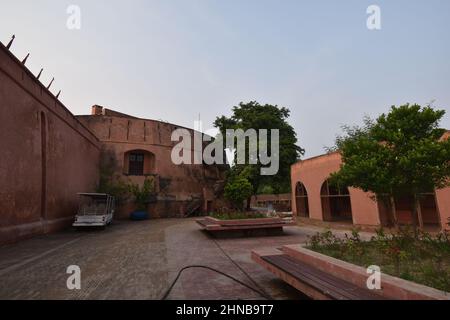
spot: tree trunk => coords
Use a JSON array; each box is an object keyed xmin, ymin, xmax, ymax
[
  {"xmin": 416, "ymin": 195, "xmax": 424, "ymax": 230},
  {"xmin": 389, "ymin": 195, "xmax": 399, "ymax": 230},
  {"xmin": 410, "ymin": 195, "xmax": 420, "ymax": 238}
]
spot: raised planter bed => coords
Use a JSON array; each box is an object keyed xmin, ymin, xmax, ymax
[
  {"xmin": 196, "ymin": 216, "xmax": 296, "ymax": 238},
  {"xmin": 252, "ymin": 245, "xmax": 450, "ymax": 300}
]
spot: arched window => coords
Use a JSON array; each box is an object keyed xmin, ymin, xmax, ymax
[
  {"xmin": 295, "ymin": 182, "xmax": 309, "ymax": 218},
  {"xmin": 129, "ymin": 152, "xmax": 145, "ymax": 175},
  {"xmin": 321, "ymin": 180, "xmax": 350, "ymax": 196},
  {"xmin": 124, "ymin": 150, "xmax": 155, "ymax": 176},
  {"xmin": 320, "ymin": 179, "xmax": 353, "ymax": 222}
]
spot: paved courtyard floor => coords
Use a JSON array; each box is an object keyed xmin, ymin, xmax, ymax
[{"xmin": 0, "ymin": 218, "xmax": 374, "ymax": 300}]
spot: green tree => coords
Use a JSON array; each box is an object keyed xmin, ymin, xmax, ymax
[
  {"xmin": 331, "ymin": 104, "xmax": 450, "ymax": 232},
  {"xmin": 97, "ymin": 150, "xmax": 130, "ymax": 206},
  {"xmin": 128, "ymin": 177, "xmax": 156, "ymax": 211},
  {"xmin": 224, "ymin": 176, "xmax": 254, "ymax": 211},
  {"xmin": 214, "ymin": 101, "xmax": 304, "ymax": 203}
]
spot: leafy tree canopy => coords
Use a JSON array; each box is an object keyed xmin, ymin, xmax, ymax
[
  {"xmin": 223, "ymin": 176, "xmax": 254, "ymax": 211},
  {"xmin": 214, "ymin": 101, "xmax": 304, "ymax": 195},
  {"xmin": 332, "ymin": 104, "xmax": 450, "ymax": 198},
  {"xmin": 331, "ymin": 104, "xmax": 450, "ymax": 230}
]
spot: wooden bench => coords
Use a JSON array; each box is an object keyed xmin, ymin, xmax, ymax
[
  {"xmin": 253, "ymin": 251, "xmax": 386, "ymax": 300},
  {"xmin": 196, "ymin": 216, "xmax": 295, "ymax": 237}
]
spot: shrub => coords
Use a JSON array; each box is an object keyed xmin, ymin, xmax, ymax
[
  {"xmin": 224, "ymin": 177, "xmax": 253, "ymax": 211},
  {"xmin": 306, "ymin": 228, "xmax": 450, "ymax": 291},
  {"xmin": 128, "ymin": 177, "xmax": 156, "ymax": 211},
  {"xmin": 97, "ymin": 150, "xmax": 130, "ymax": 206},
  {"xmin": 258, "ymin": 185, "xmax": 274, "ymax": 195}
]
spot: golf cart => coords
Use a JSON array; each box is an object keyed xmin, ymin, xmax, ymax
[{"xmin": 73, "ymin": 193, "xmax": 115, "ymax": 228}]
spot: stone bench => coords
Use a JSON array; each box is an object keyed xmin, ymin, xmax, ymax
[
  {"xmin": 196, "ymin": 216, "xmax": 296, "ymax": 237},
  {"xmin": 253, "ymin": 245, "xmax": 450, "ymax": 300},
  {"xmin": 253, "ymin": 249, "xmax": 385, "ymax": 300}
]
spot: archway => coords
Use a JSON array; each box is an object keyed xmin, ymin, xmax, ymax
[
  {"xmin": 320, "ymin": 179, "xmax": 353, "ymax": 222},
  {"xmin": 295, "ymin": 182, "xmax": 309, "ymax": 218},
  {"xmin": 124, "ymin": 150, "xmax": 155, "ymax": 176}
]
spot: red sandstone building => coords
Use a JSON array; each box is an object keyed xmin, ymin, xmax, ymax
[
  {"xmin": 0, "ymin": 42, "xmax": 225, "ymax": 244},
  {"xmin": 77, "ymin": 106, "xmax": 225, "ymax": 219},
  {"xmin": 291, "ymin": 148, "xmax": 450, "ymax": 231}
]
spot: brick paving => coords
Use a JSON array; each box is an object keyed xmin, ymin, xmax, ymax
[{"xmin": 0, "ymin": 218, "xmax": 372, "ymax": 300}]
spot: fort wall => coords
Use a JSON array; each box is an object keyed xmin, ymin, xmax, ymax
[{"xmin": 0, "ymin": 44, "xmax": 100, "ymax": 244}]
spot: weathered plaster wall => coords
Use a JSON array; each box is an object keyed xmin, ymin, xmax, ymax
[
  {"xmin": 436, "ymin": 188, "xmax": 450, "ymax": 231},
  {"xmin": 291, "ymin": 152, "xmax": 342, "ymax": 221},
  {"xmin": 0, "ymin": 44, "xmax": 100, "ymax": 244},
  {"xmin": 348, "ymin": 189, "xmax": 380, "ymax": 226},
  {"xmin": 437, "ymin": 132, "xmax": 450, "ymax": 230}
]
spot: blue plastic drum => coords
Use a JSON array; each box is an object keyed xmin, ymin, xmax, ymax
[{"xmin": 130, "ymin": 211, "xmax": 149, "ymax": 221}]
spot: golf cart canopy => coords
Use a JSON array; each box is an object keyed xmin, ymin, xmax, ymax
[{"xmin": 74, "ymin": 193, "xmax": 115, "ymax": 227}]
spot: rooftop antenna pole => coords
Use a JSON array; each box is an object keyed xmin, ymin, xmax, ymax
[
  {"xmin": 22, "ymin": 53, "xmax": 30, "ymax": 65},
  {"xmin": 6, "ymin": 35, "xmax": 15, "ymax": 49},
  {"xmin": 197, "ymin": 113, "xmax": 202, "ymax": 133},
  {"xmin": 36, "ymin": 68, "xmax": 43, "ymax": 80},
  {"xmin": 56, "ymin": 90, "xmax": 61, "ymax": 99},
  {"xmin": 47, "ymin": 77, "xmax": 54, "ymax": 90}
]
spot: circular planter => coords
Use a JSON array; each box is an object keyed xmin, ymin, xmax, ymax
[{"xmin": 130, "ymin": 210, "xmax": 149, "ymax": 221}]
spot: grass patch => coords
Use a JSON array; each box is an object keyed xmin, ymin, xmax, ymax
[
  {"xmin": 209, "ymin": 212, "xmax": 267, "ymax": 220},
  {"xmin": 306, "ymin": 228, "xmax": 450, "ymax": 292}
]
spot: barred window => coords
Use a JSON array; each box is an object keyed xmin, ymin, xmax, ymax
[{"xmin": 128, "ymin": 153, "xmax": 144, "ymax": 176}]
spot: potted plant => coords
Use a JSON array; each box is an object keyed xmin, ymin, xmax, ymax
[{"xmin": 128, "ymin": 177, "xmax": 156, "ymax": 220}]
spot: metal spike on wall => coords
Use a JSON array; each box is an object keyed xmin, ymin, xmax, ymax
[
  {"xmin": 22, "ymin": 53, "xmax": 30, "ymax": 65},
  {"xmin": 6, "ymin": 35, "xmax": 15, "ymax": 49},
  {"xmin": 56, "ymin": 90, "xmax": 61, "ymax": 99},
  {"xmin": 47, "ymin": 77, "xmax": 54, "ymax": 90},
  {"xmin": 36, "ymin": 68, "xmax": 43, "ymax": 80}
]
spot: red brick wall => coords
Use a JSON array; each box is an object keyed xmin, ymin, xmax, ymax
[{"xmin": 0, "ymin": 44, "xmax": 100, "ymax": 244}]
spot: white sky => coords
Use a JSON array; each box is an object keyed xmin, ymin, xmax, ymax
[{"xmin": 1, "ymin": 0, "xmax": 449, "ymax": 157}]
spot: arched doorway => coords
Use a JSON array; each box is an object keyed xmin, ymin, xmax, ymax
[
  {"xmin": 320, "ymin": 179, "xmax": 353, "ymax": 222},
  {"xmin": 295, "ymin": 182, "xmax": 309, "ymax": 217}
]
